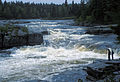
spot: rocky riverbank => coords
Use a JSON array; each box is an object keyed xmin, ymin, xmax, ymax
[
  {"xmin": 33, "ymin": 59, "xmax": 120, "ymax": 82},
  {"xmin": 85, "ymin": 24, "xmax": 118, "ymax": 35},
  {"xmin": 0, "ymin": 25, "xmax": 44, "ymax": 49},
  {"xmin": 84, "ymin": 59, "xmax": 120, "ymax": 81}
]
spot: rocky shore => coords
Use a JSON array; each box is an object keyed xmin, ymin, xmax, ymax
[
  {"xmin": 0, "ymin": 25, "xmax": 45, "ymax": 49},
  {"xmin": 84, "ymin": 59, "xmax": 120, "ymax": 81}
]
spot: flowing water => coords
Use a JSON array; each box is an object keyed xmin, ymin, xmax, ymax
[{"xmin": 0, "ymin": 19, "xmax": 120, "ymax": 82}]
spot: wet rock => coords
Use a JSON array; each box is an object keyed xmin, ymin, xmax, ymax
[
  {"xmin": 85, "ymin": 27, "xmax": 114, "ymax": 35},
  {"xmin": 0, "ymin": 51, "xmax": 11, "ymax": 57},
  {"xmin": 27, "ymin": 33, "xmax": 43, "ymax": 46},
  {"xmin": 25, "ymin": 80, "xmax": 48, "ymax": 82},
  {"xmin": 114, "ymin": 75, "xmax": 120, "ymax": 81},
  {"xmin": 86, "ymin": 75, "xmax": 97, "ymax": 81},
  {"xmin": 85, "ymin": 67, "xmax": 104, "ymax": 80},
  {"xmin": 0, "ymin": 25, "xmax": 43, "ymax": 49},
  {"xmin": 113, "ymin": 71, "xmax": 120, "ymax": 75},
  {"xmin": 85, "ymin": 24, "xmax": 118, "ymax": 35},
  {"xmin": 84, "ymin": 59, "xmax": 120, "ymax": 81},
  {"xmin": 41, "ymin": 31, "xmax": 49, "ymax": 35},
  {"xmin": 27, "ymin": 55, "xmax": 47, "ymax": 59},
  {"xmin": 0, "ymin": 33, "xmax": 43, "ymax": 49},
  {"xmin": 85, "ymin": 30, "xmax": 114, "ymax": 35}
]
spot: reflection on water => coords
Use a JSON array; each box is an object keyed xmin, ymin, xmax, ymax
[{"xmin": 0, "ymin": 19, "xmax": 120, "ymax": 82}]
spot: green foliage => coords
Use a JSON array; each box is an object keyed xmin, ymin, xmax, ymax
[
  {"xmin": 86, "ymin": 16, "xmax": 93, "ymax": 23},
  {"xmin": 78, "ymin": 79, "xmax": 83, "ymax": 82},
  {"xmin": 110, "ymin": 26, "xmax": 120, "ymax": 44},
  {"xmin": 77, "ymin": 16, "xmax": 84, "ymax": 22},
  {"xmin": 0, "ymin": 0, "xmax": 79, "ymax": 19},
  {"xmin": 21, "ymin": 27, "xmax": 28, "ymax": 33},
  {"xmin": 0, "ymin": 1, "xmax": 2, "ymax": 17},
  {"xmin": 0, "ymin": 25, "xmax": 9, "ymax": 32},
  {"xmin": 75, "ymin": 0, "xmax": 120, "ymax": 25},
  {"xmin": 0, "ymin": 0, "xmax": 120, "ymax": 26},
  {"xmin": 110, "ymin": 11, "xmax": 120, "ymax": 26},
  {"xmin": 0, "ymin": 25, "xmax": 28, "ymax": 37}
]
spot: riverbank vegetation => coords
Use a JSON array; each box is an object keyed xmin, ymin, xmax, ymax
[
  {"xmin": 0, "ymin": 0, "xmax": 120, "ymax": 36},
  {"xmin": 0, "ymin": 24, "xmax": 28, "ymax": 35},
  {"xmin": 75, "ymin": 0, "xmax": 120, "ymax": 26},
  {"xmin": 0, "ymin": 0, "xmax": 120, "ymax": 26},
  {"xmin": 0, "ymin": 0, "xmax": 79, "ymax": 19}
]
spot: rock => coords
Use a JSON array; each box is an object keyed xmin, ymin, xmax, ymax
[
  {"xmin": 85, "ymin": 28, "xmax": 114, "ymax": 35},
  {"xmin": 114, "ymin": 75, "xmax": 120, "ymax": 81},
  {"xmin": 24, "ymin": 79, "xmax": 48, "ymax": 82},
  {"xmin": 85, "ymin": 26, "xmax": 114, "ymax": 35},
  {"xmin": 0, "ymin": 33, "xmax": 43, "ymax": 49},
  {"xmin": 0, "ymin": 50, "xmax": 11, "ymax": 57},
  {"xmin": 113, "ymin": 71, "xmax": 120, "ymax": 75},
  {"xmin": 105, "ymin": 60, "xmax": 120, "ymax": 65},
  {"xmin": 84, "ymin": 59, "xmax": 120, "ymax": 81},
  {"xmin": 85, "ymin": 67, "xmax": 104, "ymax": 80},
  {"xmin": 41, "ymin": 31, "xmax": 49, "ymax": 35},
  {"xmin": 0, "ymin": 25, "xmax": 43, "ymax": 49},
  {"xmin": 28, "ymin": 33, "xmax": 43, "ymax": 46},
  {"xmin": 86, "ymin": 75, "xmax": 97, "ymax": 81},
  {"xmin": 18, "ymin": 29, "xmax": 28, "ymax": 36}
]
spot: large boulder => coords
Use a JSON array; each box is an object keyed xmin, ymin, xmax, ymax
[{"xmin": 0, "ymin": 25, "xmax": 43, "ymax": 49}]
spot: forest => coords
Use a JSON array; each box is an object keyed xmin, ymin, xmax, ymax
[
  {"xmin": 0, "ymin": 0, "xmax": 120, "ymax": 25},
  {"xmin": 0, "ymin": 0, "xmax": 79, "ymax": 19}
]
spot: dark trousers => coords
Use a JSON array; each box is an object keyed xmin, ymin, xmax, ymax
[{"xmin": 108, "ymin": 52, "xmax": 114, "ymax": 61}]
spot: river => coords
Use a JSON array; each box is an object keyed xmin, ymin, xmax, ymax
[{"xmin": 0, "ymin": 19, "xmax": 120, "ymax": 82}]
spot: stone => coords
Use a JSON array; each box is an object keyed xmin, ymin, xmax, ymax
[
  {"xmin": 85, "ymin": 59, "xmax": 120, "ymax": 81},
  {"xmin": 0, "ymin": 33, "xmax": 43, "ymax": 49},
  {"xmin": 17, "ymin": 29, "xmax": 27, "ymax": 36},
  {"xmin": 0, "ymin": 25, "xmax": 43, "ymax": 49},
  {"xmin": 86, "ymin": 75, "xmax": 96, "ymax": 81},
  {"xmin": 41, "ymin": 31, "xmax": 49, "ymax": 35}
]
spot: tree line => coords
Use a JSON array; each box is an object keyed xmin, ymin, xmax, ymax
[
  {"xmin": 0, "ymin": 0, "xmax": 79, "ymax": 19},
  {"xmin": 76, "ymin": 0, "xmax": 120, "ymax": 25},
  {"xmin": 0, "ymin": 0, "xmax": 120, "ymax": 25}
]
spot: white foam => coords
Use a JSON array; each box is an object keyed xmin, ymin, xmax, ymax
[{"xmin": 0, "ymin": 19, "xmax": 120, "ymax": 82}]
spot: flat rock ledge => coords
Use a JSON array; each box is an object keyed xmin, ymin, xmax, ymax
[{"xmin": 84, "ymin": 59, "xmax": 120, "ymax": 81}]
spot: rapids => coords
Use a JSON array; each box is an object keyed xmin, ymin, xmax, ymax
[{"xmin": 0, "ymin": 19, "xmax": 120, "ymax": 82}]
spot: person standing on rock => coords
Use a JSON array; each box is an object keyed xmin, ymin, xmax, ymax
[{"xmin": 107, "ymin": 48, "xmax": 114, "ymax": 61}]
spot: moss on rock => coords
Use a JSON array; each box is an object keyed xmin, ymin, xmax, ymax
[
  {"xmin": 0, "ymin": 24, "xmax": 28, "ymax": 36},
  {"xmin": 0, "ymin": 24, "xmax": 43, "ymax": 49}
]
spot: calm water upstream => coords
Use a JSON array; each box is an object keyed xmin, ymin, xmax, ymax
[{"xmin": 0, "ymin": 19, "xmax": 120, "ymax": 82}]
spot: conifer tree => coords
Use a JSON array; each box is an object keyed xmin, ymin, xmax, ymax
[
  {"xmin": 0, "ymin": 0, "xmax": 2, "ymax": 18},
  {"xmin": 65, "ymin": 0, "xmax": 68, "ymax": 6}
]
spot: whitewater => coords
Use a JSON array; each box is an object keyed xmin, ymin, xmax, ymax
[{"xmin": 0, "ymin": 19, "xmax": 120, "ymax": 82}]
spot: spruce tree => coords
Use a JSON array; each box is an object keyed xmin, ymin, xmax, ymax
[
  {"xmin": 0, "ymin": 0, "xmax": 2, "ymax": 18},
  {"xmin": 65, "ymin": 0, "xmax": 68, "ymax": 6}
]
